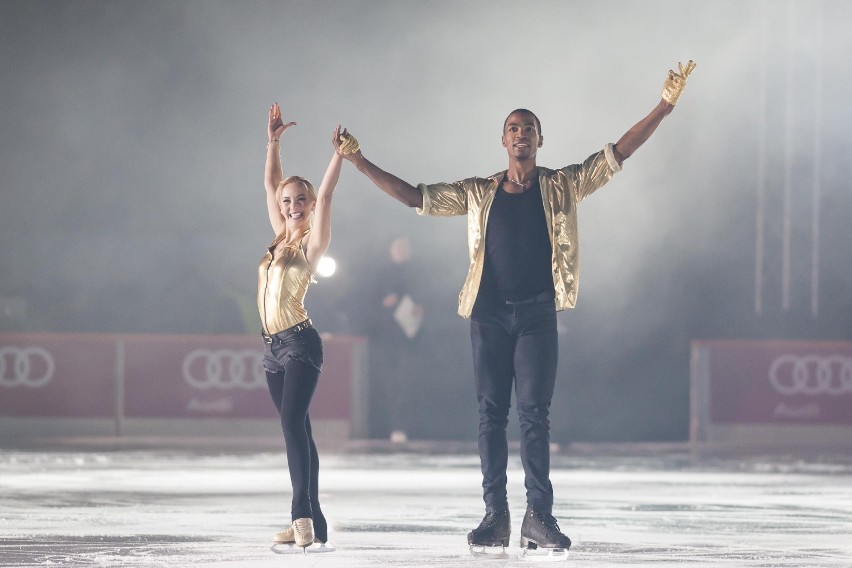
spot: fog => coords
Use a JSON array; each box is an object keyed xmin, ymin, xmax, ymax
[{"xmin": 2, "ymin": 0, "xmax": 850, "ymax": 441}]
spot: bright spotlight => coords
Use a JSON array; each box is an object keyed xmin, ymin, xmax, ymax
[{"xmin": 316, "ymin": 256, "xmax": 336, "ymax": 278}]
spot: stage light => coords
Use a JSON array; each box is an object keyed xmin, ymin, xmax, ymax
[{"xmin": 316, "ymin": 256, "xmax": 336, "ymax": 278}]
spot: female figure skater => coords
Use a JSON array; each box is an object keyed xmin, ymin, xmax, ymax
[{"xmin": 258, "ymin": 102, "xmax": 357, "ymax": 549}]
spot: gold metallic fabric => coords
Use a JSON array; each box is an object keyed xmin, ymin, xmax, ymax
[
  {"xmin": 257, "ymin": 230, "xmax": 313, "ymax": 334},
  {"xmin": 417, "ymin": 145, "xmax": 620, "ymax": 318},
  {"xmin": 661, "ymin": 60, "xmax": 696, "ymax": 106}
]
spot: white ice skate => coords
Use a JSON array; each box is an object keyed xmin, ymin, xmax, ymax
[
  {"xmin": 270, "ymin": 520, "xmax": 335, "ymax": 554},
  {"xmin": 270, "ymin": 541, "xmax": 336, "ymax": 554}
]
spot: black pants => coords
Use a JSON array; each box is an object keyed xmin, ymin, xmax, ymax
[
  {"xmin": 470, "ymin": 298, "xmax": 557, "ymax": 514},
  {"xmin": 263, "ymin": 326, "xmax": 326, "ymax": 535}
]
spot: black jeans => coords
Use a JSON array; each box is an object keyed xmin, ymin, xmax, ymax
[
  {"xmin": 470, "ymin": 298, "xmax": 558, "ymax": 514},
  {"xmin": 263, "ymin": 326, "xmax": 326, "ymax": 532}
]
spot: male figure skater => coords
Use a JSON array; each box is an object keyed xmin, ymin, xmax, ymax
[{"xmin": 335, "ymin": 61, "xmax": 696, "ymax": 555}]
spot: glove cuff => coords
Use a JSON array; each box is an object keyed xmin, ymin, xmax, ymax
[{"xmin": 661, "ymin": 84, "xmax": 684, "ymax": 105}]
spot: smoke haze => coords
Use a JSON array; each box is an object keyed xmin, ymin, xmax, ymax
[{"xmin": 2, "ymin": 0, "xmax": 850, "ymax": 441}]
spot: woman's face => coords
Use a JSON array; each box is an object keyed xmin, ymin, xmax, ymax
[{"xmin": 279, "ymin": 181, "xmax": 316, "ymax": 231}]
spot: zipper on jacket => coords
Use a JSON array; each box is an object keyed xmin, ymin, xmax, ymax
[{"xmin": 261, "ymin": 252, "xmax": 274, "ymax": 335}]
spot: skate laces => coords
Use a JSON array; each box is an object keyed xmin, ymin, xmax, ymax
[
  {"xmin": 293, "ymin": 518, "xmax": 313, "ymax": 534},
  {"xmin": 481, "ymin": 509, "xmax": 507, "ymax": 528},
  {"xmin": 532, "ymin": 511, "xmax": 560, "ymax": 532}
]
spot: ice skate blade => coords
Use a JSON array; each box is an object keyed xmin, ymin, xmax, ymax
[
  {"xmin": 469, "ymin": 544, "xmax": 510, "ymax": 560},
  {"xmin": 521, "ymin": 546, "xmax": 569, "ymax": 562},
  {"xmin": 271, "ymin": 542, "xmax": 335, "ymax": 554}
]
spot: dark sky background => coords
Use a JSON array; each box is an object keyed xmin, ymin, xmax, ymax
[{"xmin": 2, "ymin": 0, "xmax": 850, "ymax": 441}]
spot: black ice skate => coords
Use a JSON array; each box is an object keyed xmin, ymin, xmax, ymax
[
  {"xmin": 519, "ymin": 508, "xmax": 571, "ymax": 561},
  {"xmin": 468, "ymin": 507, "xmax": 511, "ymax": 559}
]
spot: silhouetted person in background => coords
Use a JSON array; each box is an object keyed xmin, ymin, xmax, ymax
[{"xmin": 369, "ymin": 236, "xmax": 423, "ymax": 442}]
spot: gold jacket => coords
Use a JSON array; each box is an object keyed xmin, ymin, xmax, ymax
[{"xmin": 417, "ymin": 144, "xmax": 620, "ymax": 318}]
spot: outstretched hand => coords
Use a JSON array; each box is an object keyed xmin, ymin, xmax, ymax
[
  {"xmin": 268, "ymin": 102, "xmax": 296, "ymax": 142},
  {"xmin": 661, "ymin": 60, "xmax": 696, "ymax": 106},
  {"xmin": 332, "ymin": 125, "xmax": 362, "ymax": 160}
]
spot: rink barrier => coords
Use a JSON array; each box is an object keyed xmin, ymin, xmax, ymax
[
  {"xmin": 690, "ymin": 339, "xmax": 852, "ymax": 449},
  {"xmin": 0, "ymin": 332, "xmax": 368, "ymax": 442}
]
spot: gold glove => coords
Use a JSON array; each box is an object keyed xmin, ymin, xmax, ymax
[
  {"xmin": 661, "ymin": 60, "xmax": 696, "ymax": 106},
  {"xmin": 337, "ymin": 131, "xmax": 360, "ymax": 155}
]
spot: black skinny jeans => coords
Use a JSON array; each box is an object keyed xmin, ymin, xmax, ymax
[
  {"xmin": 470, "ymin": 298, "xmax": 558, "ymax": 514},
  {"xmin": 262, "ymin": 326, "xmax": 326, "ymax": 536}
]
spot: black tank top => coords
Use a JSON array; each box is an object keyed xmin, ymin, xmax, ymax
[{"xmin": 478, "ymin": 179, "xmax": 554, "ymax": 304}]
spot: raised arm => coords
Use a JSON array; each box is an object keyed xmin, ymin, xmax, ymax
[
  {"xmin": 265, "ymin": 102, "xmax": 296, "ymax": 234},
  {"xmin": 612, "ymin": 60, "xmax": 696, "ymax": 165},
  {"xmin": 305, "ymin": 126, "xmax": 345, "ymax": 267},
  {"xmin": 611, "ymin": 100, "xmax": 673, "ymax": 165},
  {"xmin": 332, "ymin": 132, "xmax": 423, "ymax": 209}
]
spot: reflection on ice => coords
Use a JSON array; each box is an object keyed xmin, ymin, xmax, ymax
[
  {"xmin": 0, "ymin": 535, "xmax": 212, "ymax": 566},
  {"xmin": 0, "ymin": 451, "xmax": 850, "ymax": 567}
]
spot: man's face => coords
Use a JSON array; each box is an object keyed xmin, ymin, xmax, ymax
[{"xmin": 502, "ymin": 112, "xmax": 542, "ymax": 160}]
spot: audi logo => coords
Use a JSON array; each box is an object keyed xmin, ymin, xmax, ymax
[
  {"xmin": 182, "ymin": 349, "xmax": 265, "ymax": 390},
  {"xmin": 768, "ymin": 354, "xmax": 852, "ymax": 396},
  {"xmin": 0, "ymin": 346, "xmax": 55, "ymax": 388}
]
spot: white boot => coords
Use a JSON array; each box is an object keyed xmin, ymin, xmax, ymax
[
  {"xmin": 292, "ymin": 517, "xmax": 314, "ymax": 548},
  {"xmin": 274, "ymin": 522, "xmax": 327, "ymax": 545},
  {"xmin": 273, "ymin": 525, "xmax": 295, "ymax": 544}
]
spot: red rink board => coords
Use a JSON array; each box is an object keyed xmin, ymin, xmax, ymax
[
  {"xmin": 0, "ymin": 333, "xmax": 116, "ymax": 418},
  {"xmin": 695, "ymin": 340, "xmax": 852, "ymax": 425},
  {"xmin": 1, "ymin": 333, "xmax": 361, "ymax": 421},
  {"xmin": 122, "ymin": 335, "xmax": 273, "ymax": 419}
]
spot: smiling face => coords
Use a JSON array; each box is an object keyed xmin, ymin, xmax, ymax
[
  {"xmin": 501, "ymin": 110, "xmax": 543, "ymax": 161},
  {"xmin": 276, "ymin": 178, "xmax": 316, "ymax": 232}
]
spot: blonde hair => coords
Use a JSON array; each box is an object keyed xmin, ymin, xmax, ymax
[{"xmin": 275, "ymin": 176, "xmax": 317, "ymax": 204}]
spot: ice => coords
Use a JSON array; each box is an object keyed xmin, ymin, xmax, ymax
[{"xmin": 1, "ymin": 449, "xmax": 851, "ymax": 566}]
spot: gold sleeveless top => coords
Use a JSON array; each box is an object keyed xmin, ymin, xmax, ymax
[{"xmin": 257, "ymin": 229, "xmax": 313, "ymax": 335}]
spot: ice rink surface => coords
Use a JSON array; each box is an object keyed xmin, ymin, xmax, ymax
[{"xmin": 1, "ymin": 447, "xmax": 851, "ymax": 567}]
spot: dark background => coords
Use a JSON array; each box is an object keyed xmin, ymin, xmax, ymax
[{"xmin": 2, "ymin": 0, "xmax": 850, "ymax": 442}]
